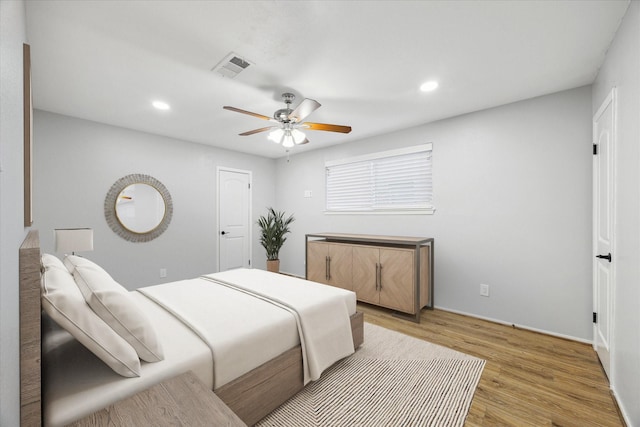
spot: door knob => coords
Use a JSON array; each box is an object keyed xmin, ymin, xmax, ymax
[
  {"xmin": 221, "ymin": 231, "xmax": 227, "ymax": 235},
  {"xmin": 596, "ymin": 253, "xmax": 612, "ymax": 262}
]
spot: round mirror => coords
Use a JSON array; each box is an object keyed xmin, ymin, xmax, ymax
[
  {"xmin": 105, "ymin": 174, "xmax": 173, "ymax": 242},
  {"xmin": 115, "ymin": 183, "xmax": 166, "ymax": 234}
]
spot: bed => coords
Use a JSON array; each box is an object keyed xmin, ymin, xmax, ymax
[{"xmin": 19, "ymin": 231, "xmax": 364, "ymax": 426}]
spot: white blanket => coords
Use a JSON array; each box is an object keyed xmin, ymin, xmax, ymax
[
  {"xmin": 138, "ymin": 278, "xmax": 299, "ymax": 387},
  {"xmin": 202, "ymin": 268, "xmax": 356, "ymax": 384}
]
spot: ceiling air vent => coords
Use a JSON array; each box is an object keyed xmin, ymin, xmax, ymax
[{"xmin": 212, "ymin": 52, "xmax": 252, "ymax": 79}]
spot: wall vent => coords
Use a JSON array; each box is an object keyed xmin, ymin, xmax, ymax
[{"xmin": 212, "ymin": 52, "xmax": 252, "ymax": 78}]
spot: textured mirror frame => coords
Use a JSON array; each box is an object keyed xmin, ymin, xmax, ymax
[{"xmin": 104, "ymin": 174, "xmax": 173, "ymax": 242}]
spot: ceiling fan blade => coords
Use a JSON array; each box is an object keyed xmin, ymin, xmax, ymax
[
  {"xmin": 288, "ymin": 98, "xmax": 321, "ymax": 123},
  {"xmin": 296, "ymin": 138, "xmax": 310, "ymax": 145},
  {"xmin": 223, "ymin": 106, "xmax": 273, "ymax": 121},
  {"xmin": 301, "ymin": 122, "xmax": 352, "ymax": 134},
  {"xmin": 239, "ymin": 126, "xmax": 276, "ymax": 136}
]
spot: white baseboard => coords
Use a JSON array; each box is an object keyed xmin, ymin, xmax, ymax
[
  {"xmin": 272, "ymin": 275, "xmax": 594, "ymax": 344},
  {"xmin": 611, "ymin": 388, "xmax": 633, "ymax": 427},
  {"xmin": 435, "ymin": 306, "xmax": 593, "ymax": 345},
  {"xmin": 279, "ymin": 270, "xmax": 303, "ymax": 279}
]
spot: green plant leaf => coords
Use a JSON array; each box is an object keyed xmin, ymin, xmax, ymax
[{"xmin": 257, "ymin": 207, "xmax": 295, "ymax": 260}]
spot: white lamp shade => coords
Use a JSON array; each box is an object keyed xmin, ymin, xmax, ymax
[
  {"xmin": 291, "ymin": 129, "xmax": 306, "ymax": 144},
  {"xmin": 268, "ymin": 128, "xmax": 306, "ymax": 148},
  {"xmin": 282, "ymin": 133, "xmax": 295, "ymax": 148},
  {"xmin": 268, "ymin": 128, "xmax": 284, "ymax": 144},
  {"xmin": 55, "ymin": 228, "xmax": 94, "ymax": 254}
]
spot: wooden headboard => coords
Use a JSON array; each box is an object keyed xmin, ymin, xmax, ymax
[{"xmin": 19, "ymin": 230, "xmax": 41, "ymax": 425}]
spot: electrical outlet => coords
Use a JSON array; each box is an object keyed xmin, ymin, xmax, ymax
[
  {"xmin": 480, "ymin": 283, "xmax": 490, "ymax": 297},
  {"xmin": 160, "ymin": 268, "xmax": 167, "ymax": 278},
  {"xmin": 304, "ymin": 190, "xmax": 312, "ymax": 198}
]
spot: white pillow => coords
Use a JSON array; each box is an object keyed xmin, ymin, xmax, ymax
[
  {"xmin": 40, "ymin": 254, "xmax": 141, "ymax": 377},
  {"xmin": 41, "ymin": 252, "xmax": 67, "ymax": 271},
  {"xmin": 64, "ymin": 255, "xmax": 164, "ymax": 362}
]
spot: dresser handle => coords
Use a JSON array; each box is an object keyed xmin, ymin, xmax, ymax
[
  {"xmin": 325, "ymin": 256, "xmax": 329, "ymax": 281},
  {"xmin": 327, "ymin": 256, "xmax": 332, "ymax": 281},
  {"xmin": 375, "ymin": 263, "xmax": 379, "ymax": 290},
  {"xmin": 378, "ymin": 264, "xmax": 383, "ymax": 290}
]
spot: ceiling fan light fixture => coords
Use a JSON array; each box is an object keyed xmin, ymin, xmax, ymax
[
  {"xmin": 268, "ymin": 128, "xmax": 284, "ymax": 143},
  {"xmin": 268, "ymin": 128, "xmax": 305, "ymax": 148},
  {"xmin": 282, "ymin": 132, "xmax": 295, "ymax": 148},
  {"xmin": 291, "ymin": 129, "xmax": 306, "ymax": 144}
]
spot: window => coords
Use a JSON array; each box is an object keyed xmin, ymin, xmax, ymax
[{"xmin": 325, "ymin": 144, "xmax": 433, "ymax": 214}]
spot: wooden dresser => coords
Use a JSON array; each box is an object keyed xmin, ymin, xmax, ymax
[{"xmin": 306, "ymin": 233, "xmax": 434, "ymax": 323}]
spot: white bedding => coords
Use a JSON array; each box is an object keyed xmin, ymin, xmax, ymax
[
  {"xmin": 138, "ymin": 277, "xmax": 301, "ymax": 388},
  {"xmin": 140, "ymin": 269, "xmax": 357, "ymax": 386},
  {"xmin": 43, "ymin": 269, "xmax": 357, "ymax": 426},
  {"xmin": 203, "ymin": 268, "xmax": 356, "ymax": 384},
  {"xmin": 43, "ymin": 292, "xmax": 213, "ymax": 427}
]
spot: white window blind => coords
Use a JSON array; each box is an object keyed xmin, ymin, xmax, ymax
[{"xmin": 325, "ymin": 144, "xmax": 433, "ymax": 213}]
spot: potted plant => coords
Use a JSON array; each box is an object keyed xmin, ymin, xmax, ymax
[{"xmin": 257, "ymin": 207, "xmax": 295, "ymax": 273}]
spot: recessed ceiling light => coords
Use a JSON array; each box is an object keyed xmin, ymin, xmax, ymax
[
  {"xmin": 420, "ymin": 81, "xmax": 439, "ymax": 92},
  {"xmin": 152, "ymin": 100, "xmax": 170, "ymax": 110}
]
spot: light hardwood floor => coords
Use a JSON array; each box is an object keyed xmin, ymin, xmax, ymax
[{"xmin": 358, "ymin": 303, "xmax": 624, "ymax": 427}]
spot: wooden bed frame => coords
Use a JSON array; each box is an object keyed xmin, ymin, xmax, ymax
[{"xmin": 19, "ymin": 230, "xmax": 364, "ymax": 426}]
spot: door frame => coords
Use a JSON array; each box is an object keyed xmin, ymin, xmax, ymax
[
  {"xmin": 592, "ymin": 87, "xmax": 617, "ymax": 381},
  {"xmin": 217, "ymin": 166, "xmax": 253, "ymax": 272}
]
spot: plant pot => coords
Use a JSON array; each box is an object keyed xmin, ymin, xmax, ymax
[{"xmin": 266, "ymin": 259, "xmax": 280, "ymax": 273}]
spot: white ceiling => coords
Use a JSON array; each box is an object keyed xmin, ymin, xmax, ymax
[{"xmin": 25, "ymin": 1, "xmax": 629, "ymax": 159}]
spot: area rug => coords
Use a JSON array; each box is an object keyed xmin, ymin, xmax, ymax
[{"xmin": 257, "ymin": 323, "xmax": 485, "ymax": 427}]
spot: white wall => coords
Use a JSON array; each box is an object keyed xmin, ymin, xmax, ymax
[
  {"xmin": 276, "ymin": 86, "xmax": 593, "ymax": 341},
  {"xmin": 0, "ymin": 1, "xmax": 29, "ymax": 425},
  {"xmin": 592, "ymin": 2, "xmax": 640, "ymax": 425},
  {"xmin": 33, "ymin": 110, "xmax": 277, "ymax": 288}
]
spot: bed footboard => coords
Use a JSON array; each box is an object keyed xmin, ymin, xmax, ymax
[{"xmin": 216, "ymin": 311, "xmax": 364, "ymax": 426}]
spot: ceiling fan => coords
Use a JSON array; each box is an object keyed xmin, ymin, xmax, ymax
[{"xmin": 223, "ymin": 93, "xmax": 352, "ymax": 148}]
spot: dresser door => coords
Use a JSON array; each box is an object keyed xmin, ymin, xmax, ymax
[
  {"xmin": 379, "ymin": 248, "xmax": 415, "ymax": 313},
  {"xmin": 352, "ymin": 246, "xmax": 380, "ymax": 304},
  {"xmin": 306, "ymin": 241, "xmax": 329, "ymax": 284},
  {"xmin": 328, "ymin": 244, "xmax": 353, "ymax": 290}
]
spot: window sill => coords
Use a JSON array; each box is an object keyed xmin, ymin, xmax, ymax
[{"xmin": 324, "ymin": 208, "xmax": 435, "ymax": 215}]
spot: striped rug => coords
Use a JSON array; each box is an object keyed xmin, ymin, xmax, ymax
[{"xmin": 257, "ymin": 323, "xmax": 485, "ymax": 427}]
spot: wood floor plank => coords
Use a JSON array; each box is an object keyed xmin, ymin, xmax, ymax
[{"xmin": 358, "ymin": 303, "xmax": 624, "ymax": 427}]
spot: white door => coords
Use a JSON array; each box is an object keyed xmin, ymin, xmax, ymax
[
  {"xmin": 218, "ymin": 168, "xmax": 251, "ymax": 271},
  {"xmin": 593, "ymin": 88, "xmax": 616, "ymax": 380}
]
